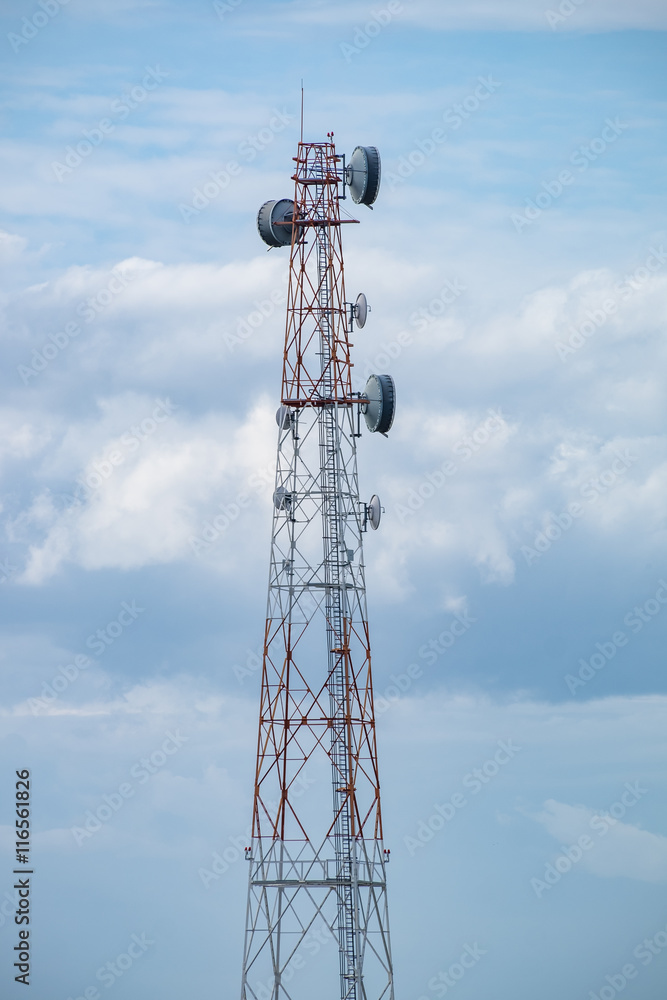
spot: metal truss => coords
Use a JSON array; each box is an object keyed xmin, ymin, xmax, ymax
[{"xmin": 240, "ymin": 142, "xmax": 395, "ymax": 1000}]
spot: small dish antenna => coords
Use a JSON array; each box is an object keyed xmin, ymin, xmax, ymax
[
  {"xmin": 257, "ymin": 198, "xmax": 295, "ymax": 248},
  {"xmin": 273, "ymin": 486, "xmax": 292, "ymax": 511},
  {"xmin": 346, "ymin": 146, "xmax": 381, "ymax": 206},
  {"xmin": 275, "ymin": 405, "xmax": 291, "ymax": 429},
  {"xmin": 362, "ymin": 373, "xmax": 396, "ymax": 435},
  {"xmin": 354, "ymin": 292, "xmax": 368, "ymax": 329},
  {"xmin": 368, "ymin": 494, "xmax": 382, "ymax": 530}
]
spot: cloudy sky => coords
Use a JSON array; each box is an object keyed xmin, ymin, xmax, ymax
[{"xmin": 1, "ymin": 1, "xmax": 666, "ymax": 998}]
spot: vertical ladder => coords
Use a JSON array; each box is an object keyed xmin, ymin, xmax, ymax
[{"xmin": 316, "ymin": 155, "xmax": 358, "ymax": 1000}]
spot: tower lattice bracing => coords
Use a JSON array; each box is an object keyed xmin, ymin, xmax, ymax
[{"xmin": 240, "ymin": 140, "xmax": 395, "ymax": 1000}]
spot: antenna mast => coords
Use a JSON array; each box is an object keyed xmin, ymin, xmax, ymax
[{"xmin": 241, "ymin": 135, "xmax": 395, "ymax": 1000}]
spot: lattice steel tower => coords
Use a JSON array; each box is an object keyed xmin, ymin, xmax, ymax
[{"xmin": 240, "ymin": 136, "xmax": 396, "ymax": 1000}]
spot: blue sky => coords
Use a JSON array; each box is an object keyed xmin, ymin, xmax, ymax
[{"xmin": 1, "ymin": 1, "xmax": 667, "ymax": 998}]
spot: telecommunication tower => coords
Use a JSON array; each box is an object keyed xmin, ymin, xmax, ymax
[{"xmin": 240, "ymin": 135, "xmax": 397, "ymax": 1000}]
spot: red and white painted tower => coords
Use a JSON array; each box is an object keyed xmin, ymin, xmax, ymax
[{"xmin": 240, "ymin": 136, "xmax": 396, "ymax": 1000}]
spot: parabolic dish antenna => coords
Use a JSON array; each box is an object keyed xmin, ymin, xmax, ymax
[
  {"xmin": 257, "ymin": 198, "xmax": 295, "ymax": 248},
  {"xmin": 354, "ymin": 292, "xmax": 368, "ymax": 329},
  {"xmin": 368, "ymin": 494, "xmax": 382, "ymax": 530},
  {"xmin": 362, "ymin": 373, "xmax": 396, "ymax": 435},
  {"xmin": 275, "ymin": 405, "xmax": 291, "ymax": 429},
  {"xmin": 346, "ymin": 146, "xmax": 381, "ymax": 206},
  {"xmin": 273, "ymin": 486, "xmax": 291, "ymax": 511}
]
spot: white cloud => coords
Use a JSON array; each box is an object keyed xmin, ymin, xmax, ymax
[
  {"xmin": 0, "ymin": 408, "xmax": 52, "ymax": 470},
  {"xmin": 535, "ymin": 798, "xmax": 667, "ymax": 883},
  {"xmin": 7, "ymin": 252, "xmax": 289, "ymax": 382},
  {"xmin": 271, "ymin": 0, "xmax": 667, "ymax": 31},
  {"xmin": 0, "ymin": 229, "xmax": 27, "ymax": 263},
  {"xmin": 16, "ymin": 397, "xmax": 275, "ymax": 583},
  {"xmin": 5, "ymin": 243, "xmax": 667, "ymax": 595},
  {"xmin": 407, "ymin": 0, "xmax": 667, "ymax": 30},
  {"xmin": 4, "ymin": 682, "xmax": 666, "ymax": 862}
]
